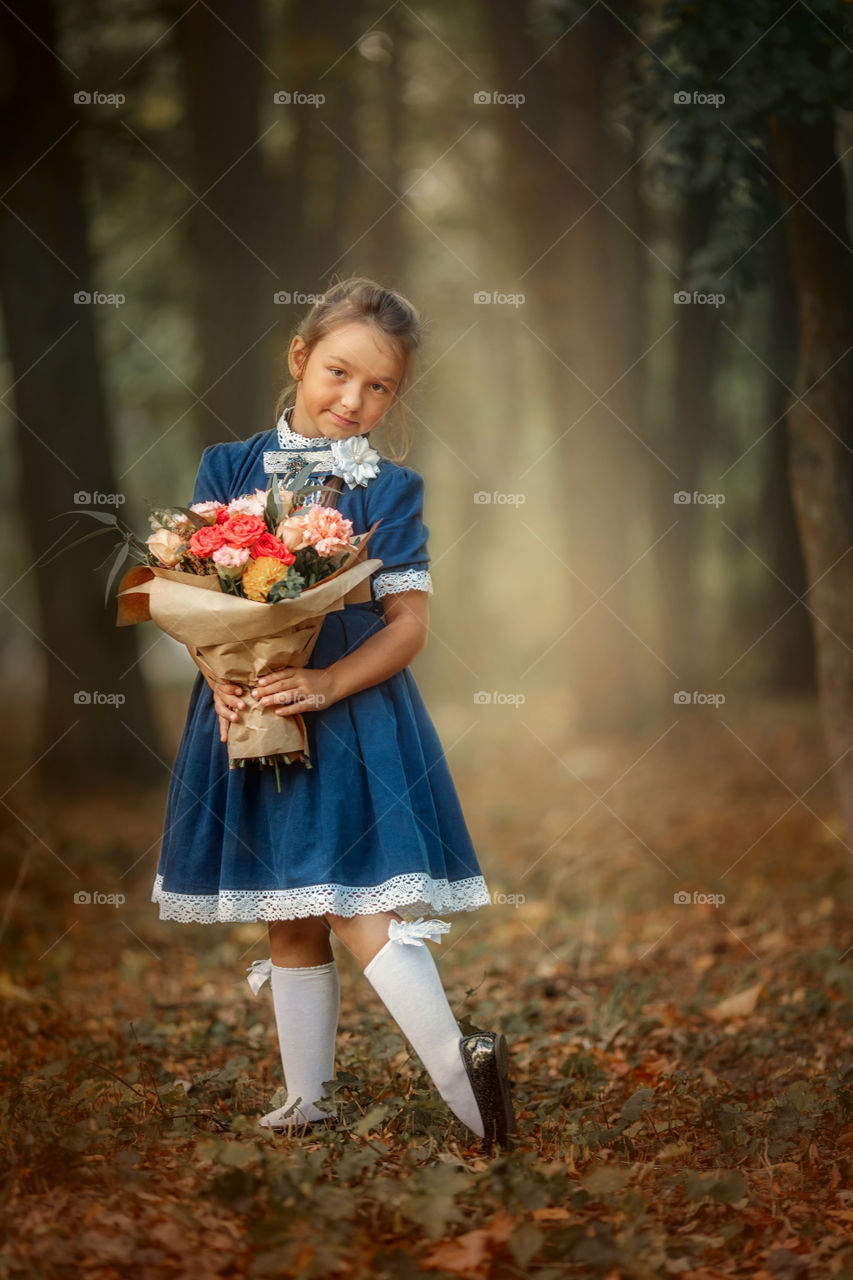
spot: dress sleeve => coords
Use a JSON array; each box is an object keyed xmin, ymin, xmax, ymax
[
  {"xmin": 190, "ymin": 444, "xmax": 232, "ymax": 505},
  {"xmin": 365, "ymin": 464, "xmax": 434, "ymax": 598}
]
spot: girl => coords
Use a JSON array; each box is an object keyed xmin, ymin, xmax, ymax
[{"xmin": 151, "ymin": 277, "xmax": 515, "ymax": 1150}]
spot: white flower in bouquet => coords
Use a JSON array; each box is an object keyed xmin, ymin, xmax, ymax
[{"xmin": 227, "ymin": 489, "xmax": 268, "ymax": 518}]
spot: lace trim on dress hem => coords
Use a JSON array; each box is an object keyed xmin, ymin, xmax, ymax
[
  {"xmin": 150, "ymin": 872, "xmax": 491, "ymax": 923},
  {"xmin": 373, "ymin": 569, "xmax": 433, "ymax": 597}
]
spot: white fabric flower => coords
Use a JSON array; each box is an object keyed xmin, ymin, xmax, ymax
[{"xmin": 329, "ymin": 435, "xmax": 382, "ymax": 489}]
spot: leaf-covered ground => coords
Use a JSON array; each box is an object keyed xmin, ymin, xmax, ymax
[{"xmin": 2, "ymin": 694, "xmax": 852, "ymax": 1278}]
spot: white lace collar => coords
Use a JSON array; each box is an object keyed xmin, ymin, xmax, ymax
[
  {"xmin": 276, "ymin": 406, "xmax": 333, "ymax": 450},
  {"xmin": 272, "ymin": 406, "xmax": 382, "ymax": 489}
]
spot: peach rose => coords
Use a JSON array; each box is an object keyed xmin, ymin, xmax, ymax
[
  {"xmin": 147, "ymin": 529, "xmax": 185, "ymax": 566},
  {"xmin": 275, "ymin": 514, "xmax": 310, "ymax": 552}
]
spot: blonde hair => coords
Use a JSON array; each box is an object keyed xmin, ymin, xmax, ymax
[{"xmin": 273, "ymin": 275, "xmax": 423, "ymax": 462}]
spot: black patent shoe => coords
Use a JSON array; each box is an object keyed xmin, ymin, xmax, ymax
[{"xmin": 459, "ymin": 1031, "xmax": 516, "ymax": 1152}]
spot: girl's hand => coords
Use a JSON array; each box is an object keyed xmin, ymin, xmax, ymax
[
  {"xmin": 206, "ymin": 674, "xmax": 247, "ymax": 743},
  {"xmin": 252, "ymin": 665, "xmax": 338, "ymax": 717}
]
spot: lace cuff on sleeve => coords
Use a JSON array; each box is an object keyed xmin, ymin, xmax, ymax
[{"xmin": 373, "ymin": 568, "xmax": 433, "ymax": 598}]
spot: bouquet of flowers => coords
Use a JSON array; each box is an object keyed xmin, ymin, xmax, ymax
[{"xmin": 61, "ymin": 464, "xmax": 383, "ymax": 789}]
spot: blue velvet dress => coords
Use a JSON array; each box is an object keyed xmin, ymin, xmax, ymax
[{"xmin": 150, "ymin": 415, "xmax": 491, "ymax": 923}]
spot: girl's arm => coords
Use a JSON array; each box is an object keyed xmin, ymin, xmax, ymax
[{"xmin": 253, "ymin": 590, "xmax": 429, "ymax": 715}]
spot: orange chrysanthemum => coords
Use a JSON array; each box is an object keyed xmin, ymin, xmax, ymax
[{"xmin": 242, "ymin": 555, "xmax": 289, "ymax": 602}]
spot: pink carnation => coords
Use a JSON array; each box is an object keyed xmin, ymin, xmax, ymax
[
  {"xmin": 298, "ymin": 504, "xmax": 354, "ymax": 556},
  {"xmin": 212, "ymin": 544, "xmax": 251, "ymax": 569}
]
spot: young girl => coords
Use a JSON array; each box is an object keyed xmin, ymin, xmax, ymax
[{"xmin": 150, "ymin": 277, "xmax": 515, "ymax": 1150}]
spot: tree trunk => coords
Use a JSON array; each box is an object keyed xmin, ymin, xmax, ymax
[
  {"xmin": 0, "ymin": 0, "xmax": 164, "ymax": 791},
  {"xmin": 756, "ymin": 226, "xmax": 815, "ymax": 693},
  {"xmin": 658, "ymin": 186, "xmax": 720, "ymax": 692},
  {"xmin": 178, "ymin": 0, "xmax": 272, "ymax": 446},
  {"xmin": 769, "ymin": 114, "xmax": 853, "ymax": 846}
]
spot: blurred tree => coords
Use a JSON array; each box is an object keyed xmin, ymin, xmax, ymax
[
  {"xmin": 481, "ymin": 0, "xmax": 653, "ymax": 734},
  {"xmin": 0, "ymin": 0, "xmax": 164, "ymax": 790},
  {"xmin": 645, "ymin": 0, "xmax": 853, "ymax": 843}
]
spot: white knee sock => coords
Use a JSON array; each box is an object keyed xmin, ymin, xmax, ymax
[
  {"xmin": 255, "ymin": 959, "xmax": 340, "ymax": 1128},
  {"xmin": 363, "ymin": 922, "xmax": 485, "ymax": 1139}
]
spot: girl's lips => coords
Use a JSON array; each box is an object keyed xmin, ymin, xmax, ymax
[{"xmin": 328, "ymin": 410, "xmax": 358, "ymax": 426}]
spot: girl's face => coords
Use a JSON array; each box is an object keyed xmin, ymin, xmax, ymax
[{"xmin": 287, "ymin": 322, "xmax": 405, "ymax": 440}]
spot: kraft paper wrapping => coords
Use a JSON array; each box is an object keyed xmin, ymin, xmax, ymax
[{"xmin": 116, "ymin": 529, "xmax": 383, "ymax": 767}]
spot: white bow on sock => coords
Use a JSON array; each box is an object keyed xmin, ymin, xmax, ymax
[
  {"xmin": 363, "ymin": 921, "xmax": 485, "ymax": 1140},
  {"xmin": 249, "ymin": 958, "xmax": 340, "ymax": 1129}
]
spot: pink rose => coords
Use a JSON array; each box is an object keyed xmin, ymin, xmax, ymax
[
  {"xmin": 220, "ymin": 513, "xmax": 266, "ymax": 548},
  {"xmin": 250, "ymin": 531, "xmax": 296, "ymax": 564},
  {"xmin": 189, "ymin": 524, "xmax": 227, "ymax": 557}
]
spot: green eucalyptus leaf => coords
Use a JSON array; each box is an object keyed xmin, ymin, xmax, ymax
[
  {"xmin": 51, "ymin": 508, "xmax": 119, "ymax": 525},
  {"xmin": 40, "ymin": 525, "xmax": 119, "ymax": 566}
]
